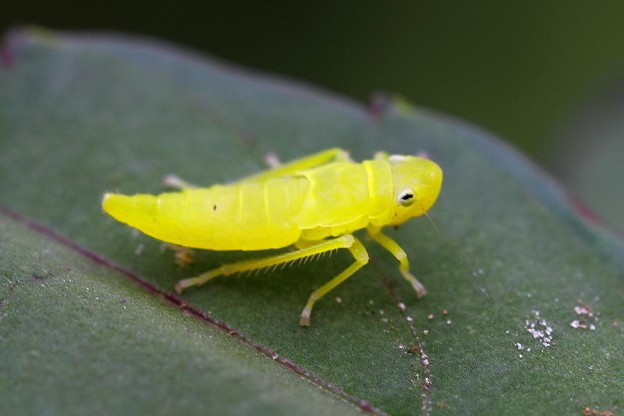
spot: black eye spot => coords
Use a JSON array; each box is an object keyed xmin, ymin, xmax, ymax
[{"xmin": 397, "ymin": 189, "xmax": 415, "ymax": 207}]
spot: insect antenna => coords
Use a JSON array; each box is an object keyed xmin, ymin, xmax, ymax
[
  {"xmin": 423, "ymin": 210, "xmax": 441, "ymax": 236},
  {"xmin": 423, "ymin": 209, "xmax": 490, "ymax": 299}
]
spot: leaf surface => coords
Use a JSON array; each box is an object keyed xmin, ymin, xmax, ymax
[{"xmin": 1, "ymin": 28, "xmax": 622, "ymax": 415}]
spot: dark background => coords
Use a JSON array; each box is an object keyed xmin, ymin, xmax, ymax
[{"xmin": 3, "ymin": 1, "xmax": 624, "ymax": 228}]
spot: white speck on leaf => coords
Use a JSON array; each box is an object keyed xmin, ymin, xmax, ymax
[
  {"xmin": 525, "ymin": 310, "xmax": 554, "ymax": 349},
  {"xmin": 135, "ymin": 243, "xmax": 144, "ymax": 256}
]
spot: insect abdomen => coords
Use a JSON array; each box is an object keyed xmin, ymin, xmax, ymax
[{"xmin": 103, "ymin": 177, "xmax": 308, "ymax": 251}]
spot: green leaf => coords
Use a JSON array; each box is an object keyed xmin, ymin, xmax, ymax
[
  {"xmin": 1, "ymin": 28, "xmax": 623, "ymax": 415},
  {"xmin": 0, "ymin": 212, "xmax": 360, "ymax": 416},
  {"xmin": 551, "ymin": 80, "xmax": 624, "ymax": 233}
]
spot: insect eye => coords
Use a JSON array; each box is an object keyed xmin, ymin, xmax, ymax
[{"xmin": 397, "ymin": 189, "xmax": 416, "ymax": 207}]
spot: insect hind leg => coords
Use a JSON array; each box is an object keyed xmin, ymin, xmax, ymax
[
  {"xmin": 174, "ymin": 235, "xmax": 368, "ymax": 326},
  {"xmin": 299, "ymin": 236, "xmax": 369, "ymax": 326}
]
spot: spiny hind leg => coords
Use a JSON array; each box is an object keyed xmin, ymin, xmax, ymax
[
  {"xmin": 174, "ymin": 235, "xmax": 366, "ymax": 325},
  {"xmin": 367, "ymin": 226, "xmax": 426, "ymax": 297},
  {"xmin": 239, "ymin": 148, "xmax": 352, "ymax": 183},
  {"xmin": 299, "ymin": 236, "xmax": 369, "ymax": 326}
]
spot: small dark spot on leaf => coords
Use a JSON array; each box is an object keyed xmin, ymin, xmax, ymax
[
  {"xmin": 32, "ymin": 272, "xmax": 45, "ymax": 280},
  {"xmin": 582, "ymin": 406, "xmax": 615, "ymax": 416},
  {"xmin": 367, "ymin": 93, "xmax": 393, "ymax": 120},
  {"xmin": 358, "ymin": 400, "xmax": 373, "ymax": 412},
  {"xmin": 213, "ymin": 204, "xmax": 217, "ymax": 211}
]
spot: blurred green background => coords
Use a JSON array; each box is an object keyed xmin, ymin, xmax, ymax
[{"xmin": 3, "ymin": 1, "xmax": 624, "ymax": 230}]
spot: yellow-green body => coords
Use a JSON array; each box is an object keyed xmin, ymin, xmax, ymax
[{"xmin": 102, "ymin": 148, "xmax": 443, "ymax": 326}]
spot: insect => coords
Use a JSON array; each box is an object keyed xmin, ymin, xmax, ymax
[{"xmin": 102, "ymin": 148, "xmax": 443, "ymax": 326}]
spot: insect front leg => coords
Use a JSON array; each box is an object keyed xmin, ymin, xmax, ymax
[
  {"xmin": 174, "ymin": 234, "xmax": 368, "ymax": 326},
  {"xmin": 367, "ymin": 226, "xmax": 427, "ymax": 298}
]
